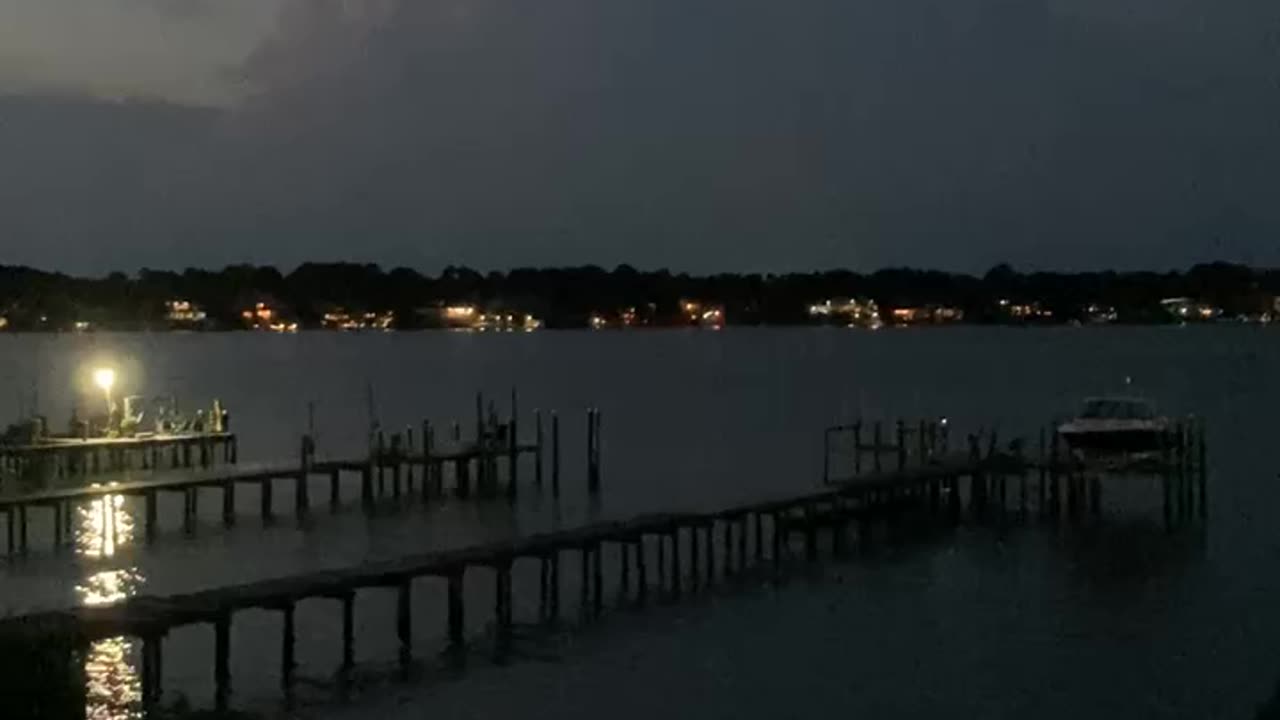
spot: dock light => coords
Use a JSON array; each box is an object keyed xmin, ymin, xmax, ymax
[{"xmin": 94, "ymin": 367, "xmax": 116, "ymax": 411}]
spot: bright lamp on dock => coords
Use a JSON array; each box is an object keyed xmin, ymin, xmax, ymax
[{"xmin": 93, "ymin": 367, "xmax": 116, "ymax": 410}]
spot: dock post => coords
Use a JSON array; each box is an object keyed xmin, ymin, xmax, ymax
[
  {"xmin": 141, "ymin": 634, "xmax": 164, "ymax": 708},
  {"xmin": 145, "ymin": 491, "xmax": 158, "ymax": 543},
  {"xmin": 722, "ymin": 521, "xmax": 733, "ymax": 576},
  {"xmin": 1183, "ymin": 422, "xmax": 1194, "ymax": 520},
  {"xmin": 376, "ymin": 432, "xmax": 387, "ymax": 497},
  {"xmin": 52, "ymin": 502, "xmax": 63, "ymax": 549},
  {"xmin": 1038, "ymin": 427, "xmax": 1048, "ymax": 516},
  {"xmin": 495, "ymin": 564, "xmax": 513, "ymax": 660},
  {"xmin": 853, "ymin": 421, "xmax": 863, "ymax": 475},
  {"xmin": 1197, "ymin": 419, "xmax": 1208, "ymax": 520},
  {"xmin": 873, "ymin": 421, "xmax": 883, "ymax": 472},
  {"xmin": 592, "ymin": 543, "xmax": 604, "ymax": 616},
  {"xmin": 423, "ymin": 421, "xmax": 435, "ymax": 501},
  {"xmin": 1049, "ymin": 429, "xmax": 1061, "ymax": 517},
  {"xmin": 360, "ymin": 463, "xmax": 374, "ymax": 510},
  {"xmin": 222, "ymin": 480, "xmax": 236, "ymax": 527},
  {"xmin": 535, "ymin": 410, "xmax": 544, "ymax": 489},
  {"xmin": 705, "ymin": 523, "xmax": 715, "ymax": 582},
  {"xmin": 447, "ymin": 571, "xmax": 466, "ymax": 654},
  {"xmin": 397, "ymin": 580, "xmax": 413, "ymax": 675},
  {"xmin": 340, "ymin": 592, "xmax": 355, "ymax": 675},
  {"xmin": 822, "ymin": 428, "xmax": 831, "ymax": 484},
  {"xmin": 281, "ymin": 603, "xmax": 296, "ymax": 693},
  {"xmin": 918, "ymin": 419, "xmax": 928, "ymax": 464},
  {"xmin": 771, "ymin": 513, "xmax": 783, "ymax": 570},
  {"xmin": 4, "ymin": 508, "xmax": 12, "ymax": 555},
  {"xmin": 736, "ymin": 517, "xmax": 748, "ymax": 571},
  {"xmin": 390, "ymin": 433, "xmax": 404, "ymax": 499},
  {"xmin": 579, "ymin": 546, "xmax": 591, "ymax": 616},
  {"xmin": 17, "ymin": 505, "xmax": 26, "ymax": 554},
  {"xmin": 635, "ymin": 539, "xmax": 648, "ymax": 606},
  {"xmin": 551, "ymin": 412, "xmax": 561, "ymax": 498},
  {"xmin": 261, "ymin": 478, "xmax": 274, "ymax": 524},
  {"xmin": 1019, "ymin": 470, "xmax": 1028, "ymax": 520},
  {"xmin": 507, "ymin": 419, "xmax": 518, "ymax": 502},
  {"xmin": 330, "ymin": 469, "xmax": 341, "ymax": 511},
  {"xmin": 657, "ymin": 532, "xmax": 667, "ymax": 590},
  {"xmin": 896, "ymin": 420, "xmax": 907, "ymax": 471},
  {"xmin": 539, "ymin": 555, "xmax": 552, "ymax": 620},
  {"xmin": 671, "ymin": 530, "xmax": 682, "ymax": 599},
  {"xmin": 457, "ymin": 458, "xmax": 471, "ymax": 498},
  {"xmin": 755, "ymin": 512, "xmax": 764, "ymax": 561},
  {"xmin": 804, "ymin": 504, "xmax": 818, "ymax": 562},
  {"xmin": 618, "ymin": 543, "xmax": 631, "ymax": 598},
  {"xmin": 549, "ymin": 552, "xmax": 561, "ymax": 623},
  {"xmin": 405, "ymin": 426, "xmax": 416, "ymax": 493},
  {"xmin": 214, "ymin": 613, "xmax": 232, "ymax": 713},
  {"xmin": 586, "ymin": 408, "xmax": 600, "ymax": 495},
  {"xmin": 296, "ymin": 435, "xmax": 312, "ymax": 516},
  {"xmin": 476, "ymin": 392, "xmax": 484, "ymax": 447},
  {"xmin": 690, "ymin": 524, "xmax": 701, "ymax": 591},
  {"xmin": 509, "ymin": 389, "xmax": 519, "ymax": 491}
]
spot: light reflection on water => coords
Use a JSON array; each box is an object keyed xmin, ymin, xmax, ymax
[{"xmin": 74, "ymin": 494, "xmax": 146, "ymax": 720}]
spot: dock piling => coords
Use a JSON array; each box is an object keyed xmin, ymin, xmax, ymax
[
  {"xmin": 214, "ymin": 613, "xmax": 232, "ymax": 712},
  {"xmin": 281, "ymin": 603, "xmax": 296, "ymax": 692},
  {"xmin": 552, "ymin": 412, "xmax": 561, "ymax": 498},
  {"xmin": 535, "ymin": 410, "xmax": 544, "ymax": 488},
  {"xmin": 447, "ymin": 572, "xmax": 465, "ymax": 654},
  {"xmin": 340, "ymin": 592, "xmax": 355, "ymax": 674},
  {"xmin": 397, "ymin": 580, "xmax": 413, "ymax": 674},
  {"xmin": 222, "ymin": 481, "xmax": 236, "ymax": 527}
]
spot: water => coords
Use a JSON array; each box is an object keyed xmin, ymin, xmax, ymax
[{"xmin": 1, "ymin": 327, "xmax": 1278, "ymax": 718}]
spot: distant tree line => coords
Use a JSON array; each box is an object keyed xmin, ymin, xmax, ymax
[{"xmin": 0, "ymin": 261, "xmax": 1276, "ymax": 330}]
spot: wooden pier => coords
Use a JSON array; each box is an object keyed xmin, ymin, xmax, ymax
[
  {"xmin": 0, "ymin": 432, "xmax": 238, "ymax": 480},
  {"xmin": 0, "ymin": 411, "xmax": 1210, "ymax": 717},
  {"xmin": 0, "ymin": 402, "xmax": 609, "ymax": 557},
  {"xmin": 0, "ymin": 451, "xmax": 1008, "ymax": 716},
  {"xmin": 825, "ymin": 415, "xmax": 1209, "ymax": 527}
]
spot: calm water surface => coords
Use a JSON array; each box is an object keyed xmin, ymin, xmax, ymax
[{"xmin": 0, "ymin": 327, "xmax": 1277, "ymax": 718}]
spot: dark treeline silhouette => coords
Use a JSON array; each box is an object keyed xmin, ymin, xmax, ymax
[{"xmin": 0, "ymin": 261, "xmax": 1277, "ymax": 330}]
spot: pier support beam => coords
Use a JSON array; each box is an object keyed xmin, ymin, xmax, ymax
[
  {"xmin": 396, "ymin": 581, "xmax": 412, "ymax": 675},
  {"xmin": 447, "ymin": 571, "xmax": 466, "ymax": 656},
  {"xmin": 341, "ymin": 592, "xmax": 356, "ymax": 675},
  {"xmin": 281, "ymin": 603, "xmax": 296, "ymax": 693},
  {"xmin": 213, "ymin": 614, "xmax": 232, "ymax": 713}
]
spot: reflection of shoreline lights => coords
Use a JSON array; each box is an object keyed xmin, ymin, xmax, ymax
[{"xmin": 75, "ymin": 494, "xmax": 145, "ymax": 720}]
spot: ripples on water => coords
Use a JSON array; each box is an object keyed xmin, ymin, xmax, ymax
[{"xmin": 74, "ymin": 494, "xmax": 144, "ymax": 720}]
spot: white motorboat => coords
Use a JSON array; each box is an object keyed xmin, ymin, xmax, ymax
[{"xmin": 1057, "ymin": 396, "xmax": 1170, "ymax": 455}]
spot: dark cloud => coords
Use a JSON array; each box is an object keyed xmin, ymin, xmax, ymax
[{"xmin": 0, "ymin": 0, "xmax": 1277, "ymax": 274}]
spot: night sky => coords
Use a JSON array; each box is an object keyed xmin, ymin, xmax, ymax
[{"xmin": 1, "ymin": 0, "xmax": 1277, "ymax": 275}]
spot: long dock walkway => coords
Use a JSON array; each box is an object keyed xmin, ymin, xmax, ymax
[
  {"xmin": 0, "ymin": 414, "xmax": 1210, "ymax": 717},
  {"xmin": 1, "ymin": 432, "xmax": 238, "ymax": 478},
  {"xmin": 0, "ymin": 452, "xmax": 1003, "ymax": 715},
  {"xmin": 0, "ymin": 438, "xmax": 545, "ymax": 555}
]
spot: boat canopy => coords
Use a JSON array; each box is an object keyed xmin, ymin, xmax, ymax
[{"xmin": 1079, "ymin": 397, "xmax": 1156, "ymax": 420}]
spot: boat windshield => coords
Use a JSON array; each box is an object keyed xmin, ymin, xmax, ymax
[{"xmin": 1080, "ymin": 399, "xmax": 1155, "ymax": 420}]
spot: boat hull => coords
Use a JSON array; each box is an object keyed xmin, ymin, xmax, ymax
[{"xmin": 1057, "ymin": 427, "xmax": 1164, "ymax": 454}]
